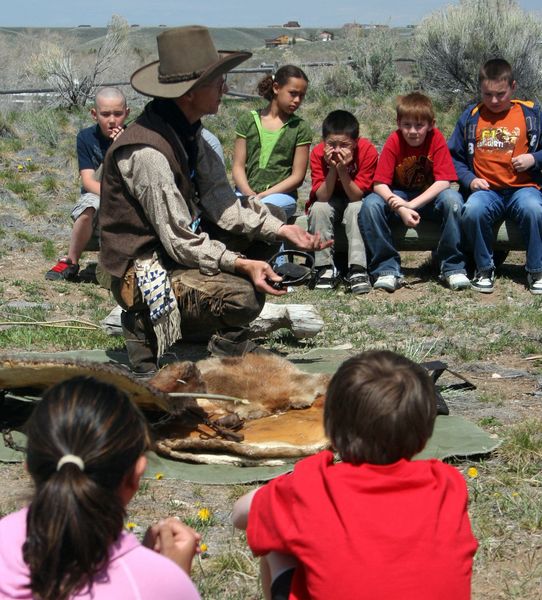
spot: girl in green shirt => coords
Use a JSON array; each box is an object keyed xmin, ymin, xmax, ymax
[{"xmin": 233, "ymin": 65, "xmax": 313, "ymax": 220}]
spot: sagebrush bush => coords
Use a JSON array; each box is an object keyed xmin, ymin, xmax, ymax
[
  {"xmin": 347, "ymin": 27, "xmax": 399, "ymax": 94},
  {"xmin": 18, "ymin": 110, "xmax": 62, "ymax": 148},
  {"xmin": 26, "ymin": 15, "xmax": 129, "ymax": 108},
  {"xmin": 308, "ymin": 63, "xmax": 363, "ymax": 99},
  {"xmin": 0, "ymin": 112, "xmax": 17, "ymax": 139},
  {"xmin": 415, "ymin": 0, "xmax": 542, "ymax": 102}
]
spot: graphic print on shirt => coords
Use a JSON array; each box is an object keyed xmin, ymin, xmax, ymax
[
  {"xmin": 395, "ymin": 155, "xmax": 434, "ymax": 190},
  {"xmin": 476, "ymin": 126, "xmax": 520, "ymax": 155}
]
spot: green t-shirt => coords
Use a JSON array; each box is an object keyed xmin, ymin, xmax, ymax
[{"xmin": 235, "ymin": 110, "xmax": 312, "ymax": 197}]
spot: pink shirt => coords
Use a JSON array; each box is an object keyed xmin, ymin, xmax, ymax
[{"xmin": 0, "ymin": 509, "xmax": 200, "ymax": 599}]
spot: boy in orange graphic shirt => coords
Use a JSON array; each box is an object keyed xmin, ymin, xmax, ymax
[{"xmin": 449, "ymin": 58, "xmax": 542, "ymax": 294}]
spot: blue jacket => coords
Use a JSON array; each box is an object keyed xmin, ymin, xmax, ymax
[{"xmin": 448, "ymin": 99, "xmax": 542, "ymax": 196}]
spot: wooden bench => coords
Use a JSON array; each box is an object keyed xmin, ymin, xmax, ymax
[{"xmin": 295, "ymin": 215, "xmax": 525, "ymax": 253}]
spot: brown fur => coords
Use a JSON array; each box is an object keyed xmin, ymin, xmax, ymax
[{"xmin": 149, "ymin": 354, "xmax": 329, "ymax": 420}]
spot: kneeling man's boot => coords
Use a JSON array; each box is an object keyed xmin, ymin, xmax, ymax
[{"xmin": 121, "ymin": 310, "xmax": 159, "ymax": 375}]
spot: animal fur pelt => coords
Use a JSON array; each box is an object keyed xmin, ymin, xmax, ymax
[{"xmin": 149, "ymin": 353, "xmax": 330, "ymax": 421}]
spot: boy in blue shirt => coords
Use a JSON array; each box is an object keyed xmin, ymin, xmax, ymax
[{"xmin": 45, "ymin": 87, "xmax": 129, "ymax": 281}]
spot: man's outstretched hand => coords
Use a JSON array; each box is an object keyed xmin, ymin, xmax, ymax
[{"xmin": 277, "ymin": 224, "xmax": 334, "ymax": 252}]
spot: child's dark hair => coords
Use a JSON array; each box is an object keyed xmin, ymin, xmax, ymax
[
  {"xmin": 479, "ymin": 58, "xmax": 514, "ymax": 86},
  {"xmin": 257, "ymin": 64, "xmax": 309, "ymax": 101},
  {"xmin": 322, "ymin": 110, "xmax": 359, "ymax": 140},
  {"xmin": 23, "ymin": 376, "xmax": 151, "ymax": 600},
  {"xmin": 324, "ymin": 350, "xmax": 436, "ymax": 465},
  {"xmin": 396, "ymin": 92, "xmax": 435, "ymax": 124}
]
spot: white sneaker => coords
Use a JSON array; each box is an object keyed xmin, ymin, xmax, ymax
[
  {"xmin": 528, "ymin": 272, "xmax": 542, "ymax": 295},
  {"xmin": 373, "ymin": 274, "xmax": 402, "ymax": 292},
  {"xmin": 444, "ymin": 273, "xmax": 471, "ymax": 291}
]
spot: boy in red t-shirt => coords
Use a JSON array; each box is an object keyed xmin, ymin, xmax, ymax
[
  {"xmin": 449, "ymin": 58, "xmax": 542, "ymax": 294},
  {"xmin": 358, "ymin": 92, "xmax": 470, "ymax": 292},
  {"xmin": 232, "ymin": 350, "xmax": 478, "ymax": 600},
  {"xmin": 307, "ymin": 110, "xmax": 378, "ymax": 294}
]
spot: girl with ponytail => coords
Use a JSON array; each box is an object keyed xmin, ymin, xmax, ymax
[
  {"xmin": 232, "ymin": 65, "xmax": 312, "ymax": 220},
  {"xmin": 0, "ymin": 376, "xmax": 201, "ymax": 599}
]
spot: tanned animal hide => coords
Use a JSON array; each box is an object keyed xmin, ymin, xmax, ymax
[{"xmin": 149, "ymin": 353, "xmax": 330, "ymax": 420}]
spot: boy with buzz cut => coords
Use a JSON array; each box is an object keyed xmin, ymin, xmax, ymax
[
  {"xmin": 359, "ymin": 92, "xmax": 470, "ymax": 292},
  {"xmin": 449, "ymin": 58, "xmax": 542, "ymax": 294},
  {"xmin": 45, "ymin": 87, "xmax": 129, "ymax": 281},
  {"xmin": 232, "ymin": 350, "xmax": 478, "ymax": 600},
  {"xmin": 307, "ymin": 109, "xmax": 378, "ymax": 294}
]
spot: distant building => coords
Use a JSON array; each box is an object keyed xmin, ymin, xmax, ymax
[
  {"xmin": 283, "ymin": 21, "xmax": 301, "ymax": 28},
  {"xmin": 319, "ymin": 31, "xmax": 333, "ymax": 42},
  {"xmin": 265, "ymin": 34, "xmax": 290, "ymax": 48},
  {"xmin": 78, "ymin": 24, "xmax": 91, "ymax": 28}
]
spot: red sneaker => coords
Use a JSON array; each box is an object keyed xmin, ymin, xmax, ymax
[{"xmin": 45, "ymin": 258, "xmax": 79, "ymax": 281}]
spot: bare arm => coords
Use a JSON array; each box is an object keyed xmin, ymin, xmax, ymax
[
  {"xmin": 232, "ymin": 488, "xmax": 260, "ymax": 530},
  {"xmin": 377, "ymin": 181, "xmax": 451, "ymax": 212},
  {"xmin": 373, "ymin": 182, "xmax": 421, "ymax": 227},
  {"xmin": 373, "ymin": 182, "xmax": 395, "ymax": 205},
  {"xmin": 257, "ymin": 144, "xmax": 310, "ymax": 198},
  {"xmin": 232, "ymin": 136, "xmax": 256, "ymax": 196},
  {"xmin": 401, "ymin": 180, "xmax": 450, "ymax": 211},
  {"xmin": 80, "ymin": 169, "xmax": 101, "ymax": 196}
]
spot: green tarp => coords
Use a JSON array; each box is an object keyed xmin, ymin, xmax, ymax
[{"xmin": 0, "ymin": 347, "xmax": 500, "ymax": 484}]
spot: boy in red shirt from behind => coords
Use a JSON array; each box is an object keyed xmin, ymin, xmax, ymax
[
  {"xmin": 307, "ymin": 110, "xmax": 378, "ymax": 294},
  {"xmin": 358, "ymin": 92, "xmax": 470, "ymax": 292},
  {"xmin": 233, "ymin": 350, "xmax": 477, "ymax": 600}
]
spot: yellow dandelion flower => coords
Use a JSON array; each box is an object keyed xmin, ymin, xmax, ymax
[
  {"xmin": 197, "ymin": 507, "xmax": 211, "ymax": 522},
  {"xmin": 467, "ymin": 467, "xmax": 479, "ymax": 479},
  {"xmin": 26, "ymin": 157, "xmax": 32, "ymax": 162},
  {"xmin": 17, "ymin": 164, "xmax": 23, "ymax": 171},
  {"xmin": 125, "ymin": 521, "xmax": 137, "ymax": 531},
  {"xmin": 154, "ymin": 472, "xmax": 164, "ymax": 480},
  {"xmin": 200, "ymin": 543, "xmax": 208, "ymax": 553},
  {"xmin": 512, "ymin": 492, "xmax": 520, "ymax": 497}
]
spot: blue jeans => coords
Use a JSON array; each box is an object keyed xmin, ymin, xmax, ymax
[
  {"xmin": 358, "ymin": 189, "xmax": 466, "ymax": 278},
  {"xmin": 462, "ymin": 187, "xmax": 542, "ymax": 273},
  {"xmin": 260, "ymin": 193, "xmax": 297, "ymax": 220}
]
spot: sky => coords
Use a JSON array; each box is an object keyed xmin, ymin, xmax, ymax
[{"xmin": 1, "ymin": 0, "xmax": 541, "ymax": 28}]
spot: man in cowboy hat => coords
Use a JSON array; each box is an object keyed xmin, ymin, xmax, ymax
[{"xmin": 99, "ymin": 25, "xmax": 328, "ymax": 373}]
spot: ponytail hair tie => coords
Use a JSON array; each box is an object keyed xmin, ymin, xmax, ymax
[{"xmin": 57, "ymin": 454, "xmax": 85, "ymax": 472}]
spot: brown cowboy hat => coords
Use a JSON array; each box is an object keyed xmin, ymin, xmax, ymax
[{"xmin": 131, "ymin": 25, "xmax": 252, "ymax": 98}]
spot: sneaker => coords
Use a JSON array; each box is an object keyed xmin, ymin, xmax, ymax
[
  {"xmin": 444, "ymin": 273, "xmax": 471, "ymax": 291},
  {"xmin": 314, "ymin": 266, "xmax": 340, "ymax": 290},
  {"xmin": 373, "ymin": 274, "xmax": 402, "ymax": 292},
  {"xmin": 471, "ymin": 269, "xmax": 495, "ymax": 293},
  {"xmin": 527, "ymin": 272, "xmax": 542, "ymax": 295},
  {"xmin": 345, "ymin": 269, "xmax": 371, "ymax": 294},
  {"xmin": 45, "ymin": 258, "xmax": 79, "ymax": 281}
]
